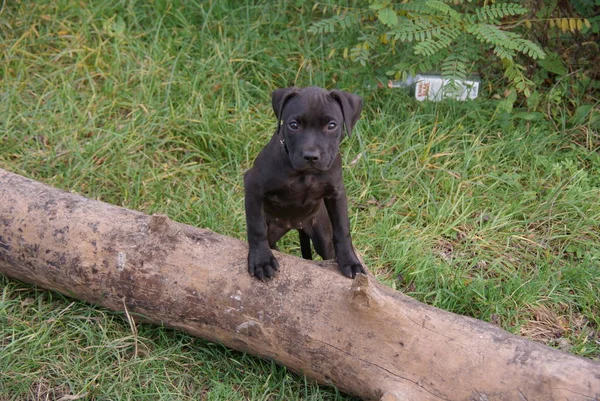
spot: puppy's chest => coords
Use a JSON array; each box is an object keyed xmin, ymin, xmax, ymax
[{"xmin": 266, "ymin": 175, "xmax": 331, "ymax": 209}]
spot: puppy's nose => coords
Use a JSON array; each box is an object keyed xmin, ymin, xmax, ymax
[{"xmin": 303, "ymin": 150, "xmax": 320, "ymax": 162}]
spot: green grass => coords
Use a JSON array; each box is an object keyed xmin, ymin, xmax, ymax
[{"xmin": 1, "ymin": 0, "xmax": 599, "ymax": 400}]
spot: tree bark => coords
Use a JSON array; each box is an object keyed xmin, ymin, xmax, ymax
[{"xmin": 0, "ymin": 167, "xmax": 598, "ymax": 401}]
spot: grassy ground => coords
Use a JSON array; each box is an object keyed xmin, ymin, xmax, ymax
[{"xmin": 1, "ymin": 0, "xmax": 599, "ymax": 400}]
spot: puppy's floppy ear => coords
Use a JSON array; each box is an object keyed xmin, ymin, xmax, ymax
[
  {"xmin": 272, "ymin": 87, "xmax": 298, "ymax": 132},
  {"xmin": 329, "ymin": 90, "xmax": 363, "ymax": 137}
]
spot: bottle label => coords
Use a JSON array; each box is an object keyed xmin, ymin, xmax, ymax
[{"xmin": 389, "ymin": 76, "xmax": 480, "ymax": 102}]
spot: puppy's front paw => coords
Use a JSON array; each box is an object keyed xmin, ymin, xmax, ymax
[
  {"xmin": 248, "ymin": 247, "xmax": 280, "ymax": 280},
  {"xmin": 337, "ymin": 254, "xmax": 366, "ymax": 279}
]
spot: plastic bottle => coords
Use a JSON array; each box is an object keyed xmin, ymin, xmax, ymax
[{"xmin": 388, "ymin": 74, "xmax": 480, "ymax": 102}]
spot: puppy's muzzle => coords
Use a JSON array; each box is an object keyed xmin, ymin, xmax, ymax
[{"xmin": 302, "ymin": 149, "xmax": 320, "ymax": 163}]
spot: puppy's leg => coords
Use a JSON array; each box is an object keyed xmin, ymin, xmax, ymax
[
  {"xmin": 244, "ymin": 172, "xmax": 279, "ymax": 280},
  {"xmin": 308, "ymin": 205, "xmax": 335, "ymax": 260},
  {"xmin": 268, "ymin": 223, "xmax": 288, "ymax": 251},
  {"xmin": 324, "ymin": 184, "xmax": 365, "ymax": 278},
  {"xmin": 298, "ymin": 230, "xmax": 312, "ymax": 260}
]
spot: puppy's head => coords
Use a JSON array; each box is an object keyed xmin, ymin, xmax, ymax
[{"xmin": 272, "ymin": 86, "xmax": 362, "ymax": 172}]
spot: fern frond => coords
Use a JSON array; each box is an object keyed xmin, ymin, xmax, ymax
[
  {"xmin": 511, "ymin": 38, "xmax": 545, "ymax": 59},
  {"xmin": 469, "ymin": 24, "xmax": 546, "ymax": 60},
  {"xmin": 308, "ymin": 12, "xmax": 362, "ymax": 34},
  {"xmin": 502, "ymin": 58, "xmax": 534, "ymax": 97},
  {"xmin": 418, "ymin": 49, "xmax": 449, "ymax": 72},
  {"xmin": 390, "ymin": 18, "xmax": 441, "ymax": 42},
  {"xmin": 349, "ymin": 45, "xmax": 369, "ymax": 67},
  {"xmin": 475, "ymin": 3, "xmax": 528, "ymax": 22},
  {"xmin": 393, "ymin": 2, "xmax": 437, "ymax": 15},
  {"xmin": 392, "ymin": 50, "xmax": 448, "ymax": 81},
  {"xmin": 493, "ymin": 45, "xmax": 515, "ymax": 60},
  {"xmin": 349, "ymin": 34, "xmax": 378, "ymax": 66},
  {"xmin": 441, "ymin": 53, "xmax": 469, "ymax": 80},
  {"xmin": 413, "ymin": 27, "xmax": 460, "ymax": 56},
  {"xmin": 469, "ymin": 24, "xmax": 539, "ymax": 56},
  {"xmin": 423, "ymin": 0, "xmax": 462, "ymax": 21},
  {"xmin": 392, "ymin": 0, "xmax": 461, "ymax": 19},
  {"xmin": 468, "ymin": 23, "xmax": 510, "ymax": 46}
]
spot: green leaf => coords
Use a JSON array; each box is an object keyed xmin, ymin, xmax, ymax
[
  {"xmin": 513, "ymin": 111, "xmax": 544, "ymax": 121},
  {"xmin": 496, "ymin": 90, "xmax": 518, "ymax": 115},
  {"xmin": 378, "ymin": 8, "xmax": 398, "ymax": 27},
  {"xmin": 369, "ymin": 2, "xmax": 387, "ymax": 10},
  {"xmin": 537, "ymin": 52, "xmax": 567, "ymax": 76},
  {"xmin": 570, "ymin": 105, "xmax": 594, "ymax": 126}
]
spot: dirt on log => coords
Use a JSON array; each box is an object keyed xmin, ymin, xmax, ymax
[{"xmin": 0, "ymin": 167, "xmax": 598, "ymax": 401}]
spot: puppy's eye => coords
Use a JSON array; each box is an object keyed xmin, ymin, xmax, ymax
[
  {"xmin": 327, "ymin": 122, "xmax": 337, "ymax": 130},
  {"xmin": 289, "ymin": 121, "xmax": 299, "ymax": 130}
]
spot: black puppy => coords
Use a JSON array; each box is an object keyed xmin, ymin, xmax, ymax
[{"xmin": 243, "ymin": 86, "xmax": 366, "ymax": 280}]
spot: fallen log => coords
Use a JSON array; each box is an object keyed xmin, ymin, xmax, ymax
[{"xmin": 0, "ymin": 167, "xmax": 598, "ymax": 401}]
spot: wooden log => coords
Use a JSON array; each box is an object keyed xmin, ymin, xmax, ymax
[{"xmin": 0, "ymin": 167, "xmax": 598, "ymax": 401}]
